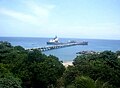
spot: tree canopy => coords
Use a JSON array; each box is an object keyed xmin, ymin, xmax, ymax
[
  {"xmin": 0, "ymin": 41, "xmax": 65, "ymax": 88},
  {"xmin": 0, "ymin": 41, "xmax": 120, "ymax": 88}
]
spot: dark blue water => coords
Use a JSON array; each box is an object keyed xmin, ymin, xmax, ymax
[{"xmin": 0, "ymin": 37, "xmax": 120, "ymax": 62}]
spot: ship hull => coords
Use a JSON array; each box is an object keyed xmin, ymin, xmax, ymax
[{"xmin": 47, "ymin": 42, "xmax": 63, "ymax": 45}]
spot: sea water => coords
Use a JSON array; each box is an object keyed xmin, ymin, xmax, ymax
[{"xmin": 0, "ymin": 37, "xmax": 120, "ymax": 62}]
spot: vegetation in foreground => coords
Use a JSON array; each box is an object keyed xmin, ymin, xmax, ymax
[{"xmin": 0, "ymin": 41, "xmax": 120, "ymax": 88}]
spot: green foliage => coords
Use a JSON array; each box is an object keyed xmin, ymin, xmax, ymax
[
  {"xmin": 0, "ymin": 41, "xmax": 65, "ymax": 88},
  {"xmin": 71, "ymin": 51, "xmax": 120, "ymax": 88},
  {"xmin": 27, "ymin": 57, "xmax": 65, "ymax": 88},
  {"xmin": 66, "ymin": 84, "xmax": 75, "ymax": 88},
  {"xmin": 14, "ymin": 46, "xmax": 25, "ymax": 51},
  {"xmin": 63, "ymin": 66, "xmax": 79, "ymax": 86},
  {"xmin": 74, "ymin": 76, "xmax": 95, "ymax": 88},
  {"xmin": 27, "ymin": 49, "xmax": 48, "ymax": 64},
  {"xmin": 1, "ymin": 41, "xmax": 120, "ymax": 88},
  {"xmin": 56, "ymin": 77, "xmax": 64, "ymax": 88},
  {"xmin": 0, "ymin": 41, "xmax": 12, "ymax": 48},
  {"xmin": 95, "ymin": 79, "xmax": 112, "ymax": 88},
  {"xmin": 0, "ymin": 76, "xmax": 22, "ymax": 88},
  {"xmin": 0, "ymin": 63, "xmax": 22, "ymax": 88}
]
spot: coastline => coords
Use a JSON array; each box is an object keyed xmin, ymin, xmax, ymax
[{"xmin": 63, "ymin": 61, "xmax": 73, "ymax": 67}]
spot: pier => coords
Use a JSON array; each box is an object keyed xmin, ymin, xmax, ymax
[{"xmin": 28, "ymin": 42, "xmax": 88, "ymax": 52}]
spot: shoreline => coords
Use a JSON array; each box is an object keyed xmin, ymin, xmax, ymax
[{"xmin": 62, "ymin": 61, "xmax": 73, "ymax": 67}]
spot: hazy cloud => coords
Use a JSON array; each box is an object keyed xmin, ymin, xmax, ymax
[{"xmin": 0, "ymin": 0, "xmax": 55, "ymax": 25}]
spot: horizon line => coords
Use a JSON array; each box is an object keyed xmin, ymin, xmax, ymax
[{"xmin": 0, "ymin": 36, "xmax": 120, "ymax": 41}]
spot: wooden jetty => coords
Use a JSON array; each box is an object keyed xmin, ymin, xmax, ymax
[{"xmin": 28, "ymin": 42, "xmax": 88, "ymax": 52}]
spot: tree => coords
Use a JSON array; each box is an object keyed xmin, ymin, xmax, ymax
[
  {"xmin": 0, "ymin": 76, "xmax": 22, "ymax": 88},
  {"xmin": 0, "ymin": 42, "xmax": 65, "ymax": 88},
  {"xmin": 28, "ymin": 56, "xmax": 65, "ymax": 88},
  {"xmin": 63, "ymin": 66, "xmax": 79, "ymax": 87},
  {"xmin": 72, "ymin": 51, "xmax": 120, "ymax": 88},
  {"xmin": 14, "ymin": 49, "xmax": 65, "ymax": 88},
  {"xmin": 74, "ymin": 76, "xmax": 95, "ymax": 88},
  {"xmin": 0, "ymin": 63, "xmax": 22, "ymax": 88},
  {"xmin": 116, "ymin": 51, "xmax": 120, "ymax": 56}
]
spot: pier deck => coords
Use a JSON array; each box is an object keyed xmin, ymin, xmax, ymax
[{"xmin": 28, "ymin": 42, "xmax": 88, "ymax": 52}]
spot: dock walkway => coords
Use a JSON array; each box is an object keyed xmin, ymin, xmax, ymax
[{"xmin": 28, "ymin": 42, "xmax": 88, "ymax": 52}]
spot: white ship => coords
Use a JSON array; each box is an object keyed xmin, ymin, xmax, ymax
[
  {"xmin": 47, "ymin": 36, "xmax": 88, "ymax": 45},
  {"xmin": 47, "ymin": 36, "xmax": 62, "ymax": 45}
]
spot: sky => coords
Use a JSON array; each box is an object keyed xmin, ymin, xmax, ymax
[{"xmin": 0, "ymin": 0, "xmax": 120, "ymax": 39}]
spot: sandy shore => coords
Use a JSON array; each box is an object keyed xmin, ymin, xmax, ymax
[{"xmin": 63, "ymin": 61, "xmax": 73, "ymax": 67}]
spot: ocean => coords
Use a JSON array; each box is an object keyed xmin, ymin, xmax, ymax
[{"xmin": 0, "ymin": 37, "xmax": 120, "ymax": 62}]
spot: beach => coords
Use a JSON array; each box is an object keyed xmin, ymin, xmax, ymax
[{"xmin": 63, "ymin": 61, "xmax": 73, "ymax": 67}]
